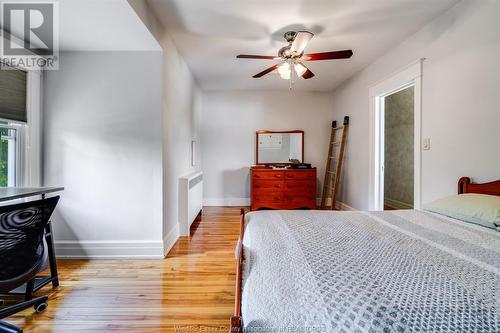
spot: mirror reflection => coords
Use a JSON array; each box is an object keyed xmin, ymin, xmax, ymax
[{"xmin": 257, "ymin": 132, "xmax": 303, "ymax": 164}]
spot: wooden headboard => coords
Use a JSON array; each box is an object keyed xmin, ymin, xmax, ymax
[{"xmin": 458, "ymin": 177, "xmax": 500, "ymax": 196}]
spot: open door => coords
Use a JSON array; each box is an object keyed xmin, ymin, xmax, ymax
[
  {"xmin": 369, "ymin": 60, "xmax": 423, "ymax": 211},
  {"xmin": 382, "ymin": 85, "xmax": 414, "ymax": 210}
]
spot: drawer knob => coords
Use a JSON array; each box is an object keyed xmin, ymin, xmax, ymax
[{"xmin": 275, "ymin": 174, "xmax": 282, "ymax": 178}]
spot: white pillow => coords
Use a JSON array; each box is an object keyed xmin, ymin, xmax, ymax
[{"xmin": 423, "ymin": 193, "xmax": 500, "ymax": 230}]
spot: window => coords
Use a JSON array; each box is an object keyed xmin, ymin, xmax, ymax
[
  {"xmin": 0, "ymin": 63, "xmax": 28, "ymax": 187},
  {"xmin": 0, "ymin": 64, "xmax": 27, "ymax": 122},
  {"xmin": 0, "ymin": 125, "xmax": 18, "ymax": 186}
]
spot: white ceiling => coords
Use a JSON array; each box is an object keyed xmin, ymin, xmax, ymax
[
  {"xmin": 59, "ymin": 0, "xmax": 160, "ymax": 51},
  {"xmin": 147, "ymin": 0, "xmax": 459, "ymax": 92},
  {"xmin": 1, "ymin": 0, "xmax": 160, "ymax": 51}
]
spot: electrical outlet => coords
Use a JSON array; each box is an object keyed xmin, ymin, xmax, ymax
[{"xmin": 423, "ymin": 138, "xmax": 431, "ymax": 150}]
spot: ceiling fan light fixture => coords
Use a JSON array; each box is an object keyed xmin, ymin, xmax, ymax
[
  {"xmin": 279, "ymin": 70, "xmax": 291, "ymax": 80},
  {"xmin": 278, "ymin": 62, "xmax": 291, "ymax": 80},
  {"xmin": 294, "ymin": 63, "xmax": 307, "ymax": 77},
  {"xmin": 236, "ymin": 30, "xmax": 353, "ymax": 81}
]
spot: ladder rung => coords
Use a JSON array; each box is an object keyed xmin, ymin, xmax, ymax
[
  {"xmin": 327, "ymin": 171, "xmax": 336, "ymax": 175},
  {"xmin": 331, "ymin": 142, "xmax": 340, "ymax": 145}
]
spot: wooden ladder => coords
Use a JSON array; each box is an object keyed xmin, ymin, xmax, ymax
[{"xmin": 321, "ymin": 116, "xmax": 349, "ymax": 210}]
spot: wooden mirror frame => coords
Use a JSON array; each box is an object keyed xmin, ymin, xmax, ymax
[{"xmin": 255, "ymin": 130, "xmax": 304, "ymax": 165}]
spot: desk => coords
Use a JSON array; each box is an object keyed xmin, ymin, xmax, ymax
[{"xmin": 0, "ymin": 187, "xmax": 64, "ymax": 299}]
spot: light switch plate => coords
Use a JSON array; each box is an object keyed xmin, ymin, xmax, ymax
[{"xmin": 423, "ymin": 138, "xmax": 431, "ymax": 150}]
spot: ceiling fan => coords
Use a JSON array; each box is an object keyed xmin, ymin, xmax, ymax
[{"xmin": 236, "ymin": 31, "xmax": 353, "ymax": 84}]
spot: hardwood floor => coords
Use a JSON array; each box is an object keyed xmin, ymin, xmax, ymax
[{"xmin": 7, "ymin": 207, "xmax": 242, "ymax": 333}]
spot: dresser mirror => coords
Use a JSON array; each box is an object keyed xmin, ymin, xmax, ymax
[{"xmin": 256, "ymin": 130, "xmax": 304, "ymax": 165}]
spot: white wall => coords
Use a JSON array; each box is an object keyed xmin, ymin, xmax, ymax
[
  {"xmin": 330, "ymin": 0, "xmax": 500, "ymax": 210},
  {"xmin": 43, "ymin": 51, "xmax": 164, "ymax": 258},
  {"xmin": 201, "ymin": 90, "xmax": 334, "ymax": 205},
  {"xmin": 128, "ymin": 1, "xmax": 202, "ymax": 253},
  {"xmin": 41, "ymin": 1, "xmax": 201, "ymax": 257},
  {"xmin": 161, "ymin": 34, "xmax": 202, "ymax": 252}
]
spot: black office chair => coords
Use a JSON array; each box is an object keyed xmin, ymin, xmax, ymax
[{"xmin": 0, "ymin": 196, "xmax": 59, "ymax": 333}]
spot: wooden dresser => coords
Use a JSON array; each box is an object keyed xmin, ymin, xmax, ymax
[{"xmin": 250, "ymin": 166, "xmax": 317, "ymax": 211}]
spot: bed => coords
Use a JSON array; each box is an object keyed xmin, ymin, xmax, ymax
[{"xmin": 230, "ymin": 177, "xmax": 500, "ymax": 332}]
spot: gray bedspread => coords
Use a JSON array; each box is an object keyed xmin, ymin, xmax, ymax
[{"xmin": 241, "ymin": 210, "xmax": 500, "ymax": 332}]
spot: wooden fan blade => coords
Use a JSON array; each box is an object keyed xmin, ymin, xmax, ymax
[
  {"xmin": 302, "ymin": 69, "xmax": 315, "ymax": 79},
  {"xmin": 304, "ymin": 50, "xmax": 353, "ymax": 61},
  {"xmin": 297, "ymin": 62, "xmax": 315, "ymax": 79},
  {"xmin": 290, "ymin": 31, "xmax": 314, "ymax": 54},
  {"xmin": 253, "ymin": 64, "xmax": 278, "ymax": 78},
  {"xmin": 237, "ymin": 54, "xmax": 276, "ymax": 60}
]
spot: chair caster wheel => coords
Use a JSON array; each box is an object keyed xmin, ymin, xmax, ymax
[{"xmin": 34, "ymin": 302, "xmax": 48, "ymax": 313}]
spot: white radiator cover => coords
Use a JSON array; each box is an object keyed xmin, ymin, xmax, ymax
[{"xmin": 179, "ymin": 171, "xmax": 203, "ymax": 236}]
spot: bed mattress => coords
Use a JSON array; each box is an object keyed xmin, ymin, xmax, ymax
[{"xmin": 241, "ymin": 210, "xmax": 500, "ymax": 332}]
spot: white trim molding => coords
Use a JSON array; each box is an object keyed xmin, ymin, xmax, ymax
[
  {"xmin": 384, "ymin": 198, "xmax": 413, "ymax": 210},
  {"xmin": 55, "ymin": 240, "xmax": 164, "ymax": 259},
  {"xmin": 368, "ymin": 59, "xmax": 423, "ymax": 211},
  {"xmin": 336, "ymin": 201, "xmax": 356, "ymax": 211},
  {"xmin": 24, "ymin": 69, "xmax": 42, "ymax": 187},
  {"xmin": 203, "ymin": 197, "xmax": 250, "ymax": 207},
  {"xmin": 203, "ymin": 198, "xmax": 355, "ymax": 210},
  {"xmin": 163, "ymin": 224, "xmax": 180, "ymax": 256}
]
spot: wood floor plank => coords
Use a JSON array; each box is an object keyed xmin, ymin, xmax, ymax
[{"xmin": 5, "ymin": 206, "xmax": 243, "ymax": 333}]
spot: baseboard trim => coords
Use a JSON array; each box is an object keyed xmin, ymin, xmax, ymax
[
  {"xmin": 315, "ymin": 198, "xmax": 356, "ymax": 211},
  {"xmin": 336, "ymin": 202, "xmax": 356, "ymax": 211},
  {"xmin": 55, "ymin": 240, "xmax": 164, "ymax": 259},
  {"xmin": 203, "ymin": 198, "xmax": 250, "ymax": 206},
  {"xmin": 384, "ymin": 197, "xmax": 413, "ymax": 210},
  {"xmin": 163, "ymin": 224, "xmax": 180, "ymax": 256},
  {"xmin": 203, "ymin": 197, "xmax": 356, "ymax": 210}
]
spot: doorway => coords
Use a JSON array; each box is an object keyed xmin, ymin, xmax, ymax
[
  {"xmin": 369, "ymin": 60, "xmax": 422, "ymax": 211},
  {"xmin": 382, "ymin": 85, "xmax": 414, "ymax": 210}
]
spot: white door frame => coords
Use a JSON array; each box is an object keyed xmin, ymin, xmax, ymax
[{"xmin": 368, "ymin": 60, "xmax": 423, "ymax": 211}]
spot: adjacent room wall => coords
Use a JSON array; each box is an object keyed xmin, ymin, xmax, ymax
[
  {"xmin": 384, "ymin": 86, "xmax": 414, "ymax": 209},
  {"xmin": 200, "ymin": 90, "xmax": 333, "ymax": 205},
  {"xmin": 128, "ymin": 0, "xmax": 202, "ymax": 253},
  {"xmin": 161, "ymin": 34, "xmax": 202, "ymax": 252},
  {"xmin": 330, "ymin": 0, "xmax": 500, "ymax": 210},
  {"xmin": 43, "ymin": 51, "xmax": 164, "ymax": 258},
  {"xmin": 41, "ymin": 1, "xmax": 201, "ymax": 258}
]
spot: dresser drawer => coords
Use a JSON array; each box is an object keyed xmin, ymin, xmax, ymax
[
  {"xmin": 284, "ymin": 180, "xmax": 315, "ymax": 192},
  {"xmin": 253, "ymin": 179, "xmax": 284, "ymax": 190},
  {"xmin": 284, "ymin": 193, "xmax": 316, "ymax": 207},
  {"xmin": 252, "ymin": 171, "xmax": 284, "ymax": 180},
  {"xmin": 284, "ymin": 170, "xmax": 316, "ymax": 180},
  {"xmin": 250, "ymin": 167, "xmax": 317, "ymax": 211},
  {"xmin": 252, "ymin": 191, "xmax": 283, "ymax": 203}
]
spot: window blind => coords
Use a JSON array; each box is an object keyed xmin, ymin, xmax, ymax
[{"xmin": 0, "ymin": 64, "xmax": 27, "ymax": 122}]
